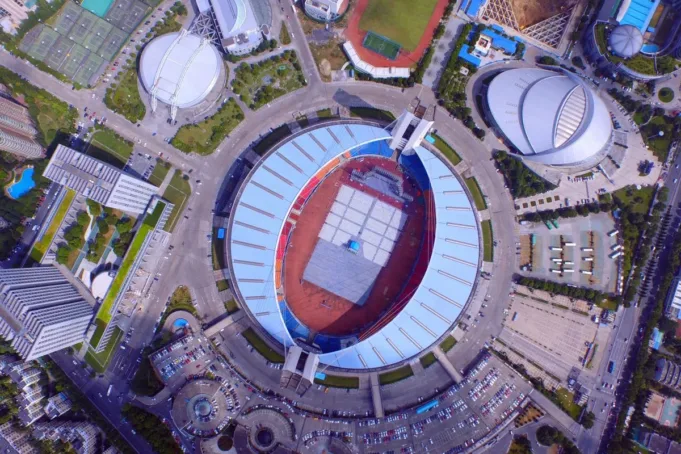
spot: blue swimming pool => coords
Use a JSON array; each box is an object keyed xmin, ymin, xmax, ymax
[
  {"xmin": 7, "ymin": 167, "xmax": 35, "ymax": 199},
  {"xmin": 173, "ymin": 318, "xmax": 188, "ymax": 330}
]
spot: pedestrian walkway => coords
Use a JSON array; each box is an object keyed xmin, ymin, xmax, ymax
[
  {"xmin": 156, "ymin": 165, "xmax": 175, "ymax": 195},
  {"xmin": 422, "ymin": 16, "xmax": 467, "ymax": 88}
]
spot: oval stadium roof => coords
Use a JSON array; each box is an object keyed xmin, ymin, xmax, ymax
[
  {"xmin": 609, "ymin": 24, "xmax": 643, "ymax": 58},
  {"xmin": 139, "ymin": 32, "xmax": 222, "ymax": 109},
  {"xmin": 228, "ymin": 124, "xmax": 480, "ymax": 370},
  {"xmin": 486, "ymin": 68, "xmax": 612, "ymax": 167}
]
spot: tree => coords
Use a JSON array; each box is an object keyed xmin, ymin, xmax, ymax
[
  {"xmin": 581, "ymin": 411, "xmax": 595, "ymax": 429},
  {"xmin": 115, "ymin": 218, "xmax": 131, "ymax": 234},
  {"xmin": 55, "ymin": 245, "xmax": 70, "ymax": 264},
  {"xmin": 537, "ymin": 425, "xmax": 558, "ymax": 446},
  {"xmin": 86, "ymin": 199, "xmax": 102, "ymax": 217}
]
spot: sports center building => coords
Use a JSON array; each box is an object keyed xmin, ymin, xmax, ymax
[
  {"xmin": 227, "ymin": 100, "xmax": 480, "ymax": 384},
  {"xmin": 139, "ymin": 30, "xmax": 226, "ymax": 120}
]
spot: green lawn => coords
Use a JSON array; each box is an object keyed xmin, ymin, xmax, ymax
[
  {"xmin": 231, "ymin": 51, "xmax": 306, "ymax": 110},
  {"xmin": 659, "ymin": 87, "xmax": 674, "ymax": 103},
  {"xmin": 440, "ymin": 335, "xmax": 457, "ymax": 352},
  {"xmin": 85, "ymin": 328, "xmax": 123, "ymax": 373},
  {"xmin": 171, "ymin": 99, "xmax": 244, "ymax": 155},
  {"xmin": 90, "ymin": 318, "xmax": 107, "ymax": 349},
  {"xmin": 216, "ymin": 279, "xmax": 230, "ymax": 292},
  {"xmin": 349, "ymin": 107, "xmax": 395, "ymax": 122},
  {"xmin": 104, "ymin": 66, "xmax": 146, "ymax": 123},
  {"xmin": 316, "ymin": 108, "xmax": 334, "ymax": 118},
  {"xmin": 555, "ymin": 388, "xmax": 583, "ymax": 420},
  {"xmin": 96, "ymin": 224, "xmax": 152, "ymax": 324},
  {"xmin": 148, "ymin": 161, "xmax": 171, "ymax": 187},
  {"xmin": 241, "ymin": 327, "xmax": 284, "ymax": 363},
  {"xmin": 465, "ymin": 177, "xmax": 487, "ymax": 210},
  {"xmin": 419, "ymin": 352, "xmax": 437, "ymax": 368},
  {"xmin": 432, "ymin": 134, "xmax": 461, "ymax": 165},
  {"xmin": 481, "ymin": 219, "xmax": 493, "ymax": 262},
  {"xmin": 224, "ymin": 299, "xmax": 239, "ymax": 314},
  {"xmin": 30, "ymin": 189, "xmax": 76, "ymax": 263},
  {"xmin": 358, "ymin": 0, "xmax": 439, "ymax": 52},
  {"xmin": 640, "ymin": 116, "xmax": 673, "ymax": 161},
  {"xmin": 379, "ymin": 365, "xmax": 414, "ymax": 385},
  {"xmin": 612, "ymin": 185, "xmax": 655, "ymax": 214},
  {"xmin": 314, "ymin": 374, "xmax": 360, "ymax": 389},
  {"xmin": 161, "ymin": 170, "xmax": 191, "ymax": 232},
  {"xmin": 87, "ymin": 128, "xmax": 133, "ymax": 168}
]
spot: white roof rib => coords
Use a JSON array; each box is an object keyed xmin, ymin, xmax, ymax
[
  {"xmin": 555, "ymin": 86, "xmax": 586, "ymax": 147},
  {"xmin": 229, "ymin": 125, "xmax": 480, "ymax": 370}
]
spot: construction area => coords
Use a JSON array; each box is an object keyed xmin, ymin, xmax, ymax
[
  {"xmin": 477, "ymin": 0, "xmax": 584, "ymax": 51},
  {"xmin": 493, "ymin": 286, "xmax": 612, "ymax": 387},
  {"xmin": 517, "ymin": 214, "xmax": 618, "ymax": 293}
]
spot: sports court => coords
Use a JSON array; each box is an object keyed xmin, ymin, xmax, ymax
[
  {"xmin": 18, "ymin": 0, "xmax": 146, "ymax": 85},
  {"xmin": 362, "ymin": 31, "xmax": 401, "ymax": 61},
  {"xmin": 283, "ymin": 156, "xmax": 427, "ymax": 336},
  {"xmin": 346, "ymin": 0, "xmax": 450, "ymax": 67}
]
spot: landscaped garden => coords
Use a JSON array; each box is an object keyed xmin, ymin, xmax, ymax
[
  {"xmin": 481, "ymin": 220, "xmax": 493, "ymax": 262},
  {"xmin": 30, "ymin": 189, "xmax": 76, "ymax": 263},
  {"xmin": 171, "ymin": 99, "xmax": 244, "ymax": 155},
  {"xmin": 104, "ymin": 64, "xmax": 146, "ymax": 123},
  {"xmin": 231, "ymin": 51, "xmax": 306, "ymax": 110},
  {"xmin": 493, "ymin": 150, "xmax": 556, "ymax": 199},
  {"xmin": 659, "ymin": 87, "xmax": 674, "ymax": 103},
  {"xmin": 465, "ymin": 177, "xmax": 487, "ymax": 211},
  {"xmin": 379, "ymin": 365, "xmax": 414, "ymax": 385},
  {"xmin": 241, "ymin": 327, "xmax": 284, "ymax": 363},
  {"xmin": 148, "ymin": 160, "xmax": 172, "ymax": 186}
]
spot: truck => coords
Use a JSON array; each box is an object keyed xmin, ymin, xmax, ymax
[
  {"xmin": 107, "ymin": 385, "xmax": 113, "ymax": 397},
  {"xmin": 581, "ymin": 270, "xmax": 593, "ymax": 275},
  {"xmin": 608, "ymin": 230, "xmax": 619, "ymax": 237},
  {"xmin": 564, "ymin": 242, "xmax": 576, "ymax": 247},
  {"xmin": 583, "ymin": 257, "xmax": 594, "ymax": 261},
  {"xmin": 581, "ymin": 247, "xmax": 594, "ymax": 252},
  {"xmin": 609, "ymin": 251, "xmax": 622, "ymax": 259},
  {"xmin": 549, "ymin": 247, "xmax": 563, "ymax": 251}
]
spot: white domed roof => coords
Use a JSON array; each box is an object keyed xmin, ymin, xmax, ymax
[
  {"xmin": 139, "ymin": 32, "xmax": 222, "ymax": 109},
  {"xmin": 487, "ymin": 68, "xmax": 613, "ymax": 167},
  {"xmin": 609, "ymin": 25, "xmax": 643, "ymax": 58}
]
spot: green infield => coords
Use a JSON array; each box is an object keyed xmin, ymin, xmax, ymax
[{"xmin": 358, "ymin": 0, "xmax": 439, "ymax": 52}]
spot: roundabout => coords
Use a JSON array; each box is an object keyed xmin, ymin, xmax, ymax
[{"xmin": 171, "ymin": 378, "xmax": 240, "ymax": 438}]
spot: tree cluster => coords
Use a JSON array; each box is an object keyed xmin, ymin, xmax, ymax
[
  {"xmin": 493, "ymin": 151, "xmax": 556, "ymax": 199},
  {"xmin": 536, "ymin": 425, "xmax": 581, "ymax": 453},
  {"xmin": 121, "ymin": 404, "xmax": 182, "ymax": 454},
  {"xmin": 516, "ymin": 276, "xmax": 607, "ymax": 304},
  {"xmin": 56, "ymin": 211, "xmax": 90, "ymax": 265}
]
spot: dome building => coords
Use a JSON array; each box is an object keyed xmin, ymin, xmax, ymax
[
  {"xmin": 485, "ymin": 68, "xmax": 613, "ymax": 168},
  {"xmin": 139, "ymin": 30, "xmax": 225, "ymax": 120},
  {"xmin": 609, "ymin": 24, "xmax": 643, "ymax": 58}
]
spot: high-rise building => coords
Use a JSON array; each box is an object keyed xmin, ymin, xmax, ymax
[
  {"xmin": 0, "ymin": 421, "xmax": 39, "ymax": 454},
  {"xmin": 0, "ymin": 266, "xmax": 95, "ymax": 361},
  {"xmin": 43, "ymin": 145, "xmax": 159, "ymax": 215},
  {"xmin": 0, "ymin": 96, "xmax": 42, "ymax": 159},
  {"xmin": 0, "ymin": 0, "xmax": 34, "ymax": 33},
  {"xmin": 304, "ymin": 0, "xmax": 346, "ymax": 22}
]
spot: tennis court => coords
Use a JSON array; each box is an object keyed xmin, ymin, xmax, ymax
[
  {"xmin": 51, "ymin": 1, "xmax": 82, "ymax": 34},
  {"xmin": 81, "ymin": 0, "xmax": 114, "ymax": 17},
  {"xmin": 69, "ymin": 9, "xmax": 98, "ymax": 45},
  {"xmin": 61, "ymin": 43, "xmax": 89, "ymax": 78},
  {"xmin": 105, "ymin": 0, "xmax": 149, "ymax": 33},
  {"xmin": 362, "ymin": 31, "xmax": 401, "ymax": 60},
  {"xmin": 74, "ymin": 52, "xmax": 104, "ymax": 86},
  {"xmin": 44, "ymin": 36, "xmax": 72, "ymax": 69},
  {"xmin": 98, "ymin": 27, "xmax": 127, "ymax": 60},
  {"xmin": 83, "ymin": 20, "xmax": 113, "ymax": 50},
  {"xmin": 27, "ymin": 26, "xmax": 59, "ymax": 61}
]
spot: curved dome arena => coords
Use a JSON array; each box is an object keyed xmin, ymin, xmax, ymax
[
  {"xmin": 609, "ymin": 24, "xmax": 643, "ymax": 58},
  {"xmin": 486, "ymin": 68, "xmax": 613, "ymax": 167},
  {"xmin": 139, "ymin": 32, "xmax": 222, "ymax": 109},
  {"xmin": 227, "ymin": 123, "xmax": 481, "ymax": 370}
]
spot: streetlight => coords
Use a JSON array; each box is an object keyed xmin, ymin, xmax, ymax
[{"xmin": 648, "ymin": 130, "xmax": 664, "ymax": 141}]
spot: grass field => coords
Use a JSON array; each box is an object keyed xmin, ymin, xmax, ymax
[
  {"xmin": 104, "ymin": 66, "xmax": 146, "ymax": 123},
  {"xmin": 85, "ymin": 328, "xmax": 123, "ymax": 373},
  {"xmin": 481, "ymin": 220, "xmax": 493, "ymax": 262},
  {"xmin": 242, "ymin": 327, "xmax": 284, "ymax": 363},
  {"xmin": 171, "ymin": 99, "xmax": 244, "ymax": 155},
  {"xmin": 87, "ymin": 128, "xmax": 133, "ymax": 168},
  {"xmin": 555, "ymin": 388, "xmax": 582, "ymax": 419},
  {"xmin": 358, "ymin": 0, "xmax": 439, "ymax": 52},
  {"xmin": 148, "ymin": 161, "xmax": 171, "ymax": 187},
  {"xmin": 216, "ymin": 279, "xmax": 230, "ymax": 292},
  {"xmin": 30, "ymin": 189, "xmax": 76, "ymax": 263},
  {"xmin": 612, "ymin": 185, "xmax": 655, "ymax": 214},
  {"xmin": 314, "ymin": 374, "xmax": 360, "ymax": 389},
  {"xmin": 224, "ymin": 299, "xmax": 239, "ymax": 314},
  {"xmin": 363, "ymin": 31, "xmax": 400, "ymax": 60},
  {"xmin": 90, "ymin": 318, "xmax": 107, "ymax": 349},
  {"xmin": 96, "ymin": 223, "xmax": 152, "ymax": 324},
  {"xmin": 465, "ymin": 177, "xmax": 487, "ymax": 210},
  {"xmin": 432, "ymin": 135, "xmax": 462, "ymax": 165},
  {"xmin": 420, "ymin": 352, "xmax": 437, "ymax": 368},
  {"xmin": 440, "ymin": 335, "xmax": 457, "ymax": 352},
  {"xmin": 349, "ymin": 107, "xmax": 395, "ymax": 122},
  {"xmin": 161, "ymin": 170, "xmax": 191, "ymax": 232},
  {"xmin": 379, "ymin": 365, "xmax": 414, "ymax": 385}
]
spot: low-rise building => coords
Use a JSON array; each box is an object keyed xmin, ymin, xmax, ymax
[
  {"xmin": 1, "ymin": 360, "xmax": 46, "ymax": 426},
  {"xmin": 43, "ymin": 392, "xmax": 72, "ymax": 419},
  {"xmin": 32, "ymin": 420, "xmax": 100, "ymax": 454},
  {"xmin": 304, "ymin": 0, "xmax": 345, "ymax": 22},
  {"xmin": 0, "ymin": 421, "xmax": 39, "ymax": 454},
  {"xmin": 654, "ymin": 358, "xmax": 681, "ymax": 391}
]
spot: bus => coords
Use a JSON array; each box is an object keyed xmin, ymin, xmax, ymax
[{"xmin": 416, "ymin": 400, "xmax": 439, "ymax": 414}]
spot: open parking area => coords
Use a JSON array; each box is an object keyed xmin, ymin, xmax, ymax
[
  {"xmin": 518, "ymin": 213, "xmax": 618, "ymax": 292},
  {"xmin": 150, "ymin": 333, "xmax": 214, "ymax": 388},
  {"xmin": 496, "ymin": 286, "xmax": 611, "ymax": 384}
]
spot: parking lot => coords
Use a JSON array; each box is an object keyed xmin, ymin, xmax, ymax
[
  {"xmin": 518, "ymin": 213, "xmax": 618, "ymax": 292},
  {"xmin": 497, "ymin": 287, "xmax": 611, "ymax": 383},
  {"xmin": 150, "ymin": 334, "xmax": 213, "ymax": 387}
]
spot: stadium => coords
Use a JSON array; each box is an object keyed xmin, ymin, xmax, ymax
[
  {"xmin": 138, "ymin": 30, "xmax": 225, "ymax": 120},
  {"xmin": 227, "ymin": 104, "xmax": 481, "ymax": 372},
  {"xmin": 485, "ymin": 67, "xmax": 613, "ymax": 168}
]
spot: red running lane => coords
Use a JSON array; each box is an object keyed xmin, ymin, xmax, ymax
[{"xmin": 344, "ymin": 0, "xmax": 450, "ymax": 68}]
